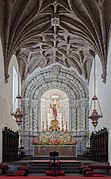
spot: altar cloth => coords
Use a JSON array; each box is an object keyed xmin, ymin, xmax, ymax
[{"xmin": 33, "ymin": 145, "xmax": 77, "ymax": 157}]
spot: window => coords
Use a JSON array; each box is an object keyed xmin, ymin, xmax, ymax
[{"xmin": 12, "ymin": 66, "xmax": 18, "ymax": 111}]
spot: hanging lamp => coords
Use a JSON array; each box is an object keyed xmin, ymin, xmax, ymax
[
  {"xmin": 89, "ymin": 55, "xmax": 103, "ymax": 133},
  {"xmin": 10, "ymin": 72, "xmax": 26, "ymax": 126}
]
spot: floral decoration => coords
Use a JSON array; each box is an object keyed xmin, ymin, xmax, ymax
[{"xmin": 32, "ymin": 137, "xmax": 78, "ymax": 145}]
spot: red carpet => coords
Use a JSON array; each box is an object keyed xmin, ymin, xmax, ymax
[
  {"xmin": 0, "ymin": 177, "xmax": 111, "ymax": 179},
  {"xmin": 32, "ymin": 160, "xmax": 79, "ymax": 162}
]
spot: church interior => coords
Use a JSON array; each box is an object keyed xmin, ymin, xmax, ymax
[{"xmin": 0, "ymin": 0, "xmax": 111, "ymax": 177}]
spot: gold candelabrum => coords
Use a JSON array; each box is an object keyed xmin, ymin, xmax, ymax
[{"xmin": 42, "ymin": 116, "xmax": 68, "ymax": 132}]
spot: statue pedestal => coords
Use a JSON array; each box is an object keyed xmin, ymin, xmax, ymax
[{"xmin": 33, "ymin": 145, "xmax": 77, "ymax": 157}]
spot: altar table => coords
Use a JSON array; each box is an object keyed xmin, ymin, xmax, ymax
[{"xmin": 33, "ymin": 145, "xmax": 77, "ymax": 157}]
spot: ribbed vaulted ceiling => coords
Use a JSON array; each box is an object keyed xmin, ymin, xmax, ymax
[{"xmin": 0, "ymin": 0, "xmax": 111, "ymax": 83}]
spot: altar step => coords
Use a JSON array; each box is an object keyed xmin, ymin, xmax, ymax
[
  {"xmin": 23, "ymin": 155, "xmax": 87, "ymax": 161},
  {"xmin": 28, "ymin": 161, "xmax": 81, "ymax": 174},
  {"xmin": 31, "ymin": 156, "xmax": 77, "ymax": 160},
  {"xmin": 28, "ymin": 162, "xmax": 48, "ymax": 174}
]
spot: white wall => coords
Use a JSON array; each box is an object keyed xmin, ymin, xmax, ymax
[
  {"xmin": 0, "ymin": 37, "xmax": 18, "ymax": 163},
  {"xmin": 89, "ymin": 37, "xmax": 111, "ymax": 164},
  {"xmin": 0, "ymin": 37, "xmax": 7, "ymax": 163}
]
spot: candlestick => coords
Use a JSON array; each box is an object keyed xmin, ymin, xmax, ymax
[
  {"xmin": 66, "ymin": 121, "xmax": 68, "ymax": 132},
  {"xmin": 62, "ymin": 119, "xmax": 64, "ymax": 132},
  {"xmin": 46, "ymin": 118, "xmax": 48, "ymax": 131},
  {"xmin": 42, "ymin": 121, "xmax": 44, "ymax": 132}
]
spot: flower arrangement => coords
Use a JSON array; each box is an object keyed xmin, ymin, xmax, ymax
[{"xmin": 32, "ymin": 137, "xmax": 78, "ymax": 145}]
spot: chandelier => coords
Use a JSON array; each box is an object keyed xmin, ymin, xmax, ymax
[
  {"xmin": 10, "ymin": 74, "xmax": 26, "ymax": 126},
  {"xmin": 89, "ymin": 55, "xmax": 103, "ymax": 133}
]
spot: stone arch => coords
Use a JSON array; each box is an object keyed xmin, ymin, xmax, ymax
[{"xmin": 22, "ymin": 65, "xmax": 89, "ymax": 133}]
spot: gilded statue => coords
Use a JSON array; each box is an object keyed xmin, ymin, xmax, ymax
[
  {"xmin": 50, "ymin": 104, "xmax": 57, "ymax": 119},
  {"xmin": 49, "ymin": 100, "xmax": 60, "ymax": 131},
  {"xmin": 49, "ymin": 119, "xmax": 60, "ymax": 131}
]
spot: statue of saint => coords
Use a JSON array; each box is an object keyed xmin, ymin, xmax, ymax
[
  {"xmin": 49, "ymin": 99, "xmax": 60, "ymax": 131},
  {"xmin": 50, "ymin": 104, "xmax": 57, "ymax": 119}
]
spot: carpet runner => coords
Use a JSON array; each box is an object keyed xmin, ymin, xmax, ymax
[{"xmin": 0, "ymin": 176, "xmax": 111, "ymax": 179}]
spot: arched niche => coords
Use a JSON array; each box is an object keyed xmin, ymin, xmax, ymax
[{"xmin": 41, "ymin": 89, "xmax": 69, "ymax": 132}]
